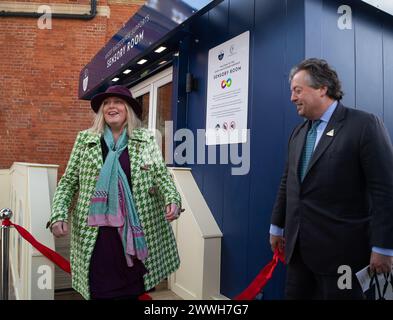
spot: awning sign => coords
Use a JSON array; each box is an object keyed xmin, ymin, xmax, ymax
[{"xmin": 79, "ymin": 0, "xmax": 219, "ymax": 99}]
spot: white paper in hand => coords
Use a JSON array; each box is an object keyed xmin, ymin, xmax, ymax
[
  {"xmin": 356, "ymin": 265, "xmax": 393, "ymax": 298},
  {"xmin": 356, "ymin": 265, "xmax": 372, "ymax": 292}
]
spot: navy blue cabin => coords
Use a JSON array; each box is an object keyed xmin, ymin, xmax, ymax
[{"xmin": 80, "ymin": 0, "xmax": 393, "ymax": 299}]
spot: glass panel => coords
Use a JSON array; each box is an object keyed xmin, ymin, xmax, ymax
[
  {"xmin": 135, "ymin": 92, "xmax": 150, "ymax": 128},
  {"xmin": 156, "ymin": 82, "xmax": 172, "ymax": 160}
]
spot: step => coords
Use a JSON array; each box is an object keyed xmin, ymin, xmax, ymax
[{"xmin": 54, "ymin": 279, "xmax": 182, "ymax": 300}]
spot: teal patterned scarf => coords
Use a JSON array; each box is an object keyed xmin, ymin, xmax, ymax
[{"xmin": 88, "ymin": 125, "xmax": 148, "ymax": 266}]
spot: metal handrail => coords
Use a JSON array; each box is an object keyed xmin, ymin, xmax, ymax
[{"xmin": 0, "ymin": 208, "xmax": 13, "ymax": 300}]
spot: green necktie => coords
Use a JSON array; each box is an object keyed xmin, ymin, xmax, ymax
[{"xmin": 299, "ymin": 120, "xmax": 321, "ymax": 182}]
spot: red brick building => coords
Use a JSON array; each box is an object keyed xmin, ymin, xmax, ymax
[{"xmin": 0, "ymin": 0, "xmax": 143, "ymax": 176}]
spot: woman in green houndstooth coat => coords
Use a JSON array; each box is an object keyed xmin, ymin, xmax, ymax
[{"xmin": 49, "ymin": 85, "xmax": 182, "ymax": 300}]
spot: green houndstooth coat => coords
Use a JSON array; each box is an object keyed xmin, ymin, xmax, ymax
[{"xmin": 49, "ymin": 128, "xmax": 181, "ymax": 300}]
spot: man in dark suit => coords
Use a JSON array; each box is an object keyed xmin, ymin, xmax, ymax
[{"xmin": 270, "ymin": 58, "xmax": 393, "ymax": 299}]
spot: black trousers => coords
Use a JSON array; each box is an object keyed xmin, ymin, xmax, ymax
[{"xmin": 285, "ymin": 242, "xmax": 366, "ymax": 300}]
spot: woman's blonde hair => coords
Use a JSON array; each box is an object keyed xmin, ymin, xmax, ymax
[{"xmin": 89, "ymin": 100, "xmax": 142, "ymax": 136}]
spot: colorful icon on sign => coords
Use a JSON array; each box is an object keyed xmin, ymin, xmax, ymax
[
  {"xmin": 221, "ymin": 78, "xmax": 232, "ymax": 89},
  {"xmin": 223, "ymin": 122, "xmax": 228, "ymax": 131},
  {"xmin": 230, "ymin": 121, "xmax": 236, "ymax": 130}
]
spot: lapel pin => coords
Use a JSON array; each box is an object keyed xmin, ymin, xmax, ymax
[{"xmin": 326, "ymin": 129, "xmax": 335, "ymax": 137}]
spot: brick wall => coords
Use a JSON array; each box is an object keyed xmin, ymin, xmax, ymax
[{"xmin": 0, "ymin": 0, "xmax": 142, "ymax": 176}]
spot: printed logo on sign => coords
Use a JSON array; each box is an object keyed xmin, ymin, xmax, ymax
[
  {"xmin": 218, "ymin": 50, "xmax": 224, "ymax": 61},
  {"xmin": 229, "ymin": 44, "xmax": 236, "ymax": 55},
  {"xmin": 221, "ymin": 78, "xmax": 232, "ymax": 89},
  {"xmin": 83, "ymin": 69, "xmax": 89, "ymax": 92}
]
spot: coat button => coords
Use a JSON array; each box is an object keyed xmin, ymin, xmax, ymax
[
  {"xmin": 140, "ymin": 164, "xmax": 150, "ymax": 171},
  {"xmin": 148, "ymin": 186, "xmax": 157, "ymax": 195}
]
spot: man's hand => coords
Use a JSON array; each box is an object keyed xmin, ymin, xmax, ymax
[
  {"xmin": 51, "ymin": 221, "xmax": 68, "ymax": 238},
  {"xmin": 165, "ymin": 203, "xmax": 180, "ymax": 222},
  {"xmin": 270, "ymin": 234, "xmax": 285, "ymax": 253},
  {"xmin": 370, "ymin": 251, "xmax": 393, "ymax": 274}
]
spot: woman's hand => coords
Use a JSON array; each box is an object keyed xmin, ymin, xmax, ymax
[
  {"xmin": 165, "ymin": 203, "xmax": 180, "ymax": 222},
  {"xmin": 51, "ymin": 221, "xmax": 69, "ymax": 238}
]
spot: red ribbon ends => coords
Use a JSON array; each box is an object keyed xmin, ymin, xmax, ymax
[{"xmin": 234, "ymin": 249, "xmax": 285, "ymax": 300}]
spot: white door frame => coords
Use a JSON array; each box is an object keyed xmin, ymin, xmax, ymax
[{"xmin": 131, "ymin": 67, "xmax": 173, "ymax": 131}]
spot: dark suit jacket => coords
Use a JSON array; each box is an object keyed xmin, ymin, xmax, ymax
[{"xmin": 271, "ymin": 103, "xmax": 393, "ymax": 274}]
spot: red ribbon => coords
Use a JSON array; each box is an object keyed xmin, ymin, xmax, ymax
[
  {"xmin": 1, "ymin": 218, "xmax": 152, "ymax": 300},
  {"xmin": 2, "ymin": 219, "xmax": 71, "ymax": 273},
  {"xmin": 234, "ymin": 249, "xmax": 285, "ymax": 300}
]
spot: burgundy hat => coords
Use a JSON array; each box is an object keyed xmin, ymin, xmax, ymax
[{"xmin": 90, "ymin": 85, "xmax": 142, "ymax": 119}]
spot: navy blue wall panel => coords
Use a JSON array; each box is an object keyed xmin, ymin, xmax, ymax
[
  {"xmin": 178, "ymin": 0, "xmax": 393, "ymax": 300},
  {"xmin": 187, "ymin": 11, "xmax": 210, "ymax": 204},
  {"xmin": 220, "ymin": 0, "xmax": 254, "ymax": 297},
  {"xmin": 305, "ymin": 0, "xmax": 356, "ymax": 107},
  {"xmin": 305, "ymin": 0, "xmax": 323, "ymax": 58},
  {"xmin": 323, "ymin": 0, "xmax": 356, "ymax": 108},
  {"xmin": 183, "ymin": 12, "xmax": 206, "ymax": 196},
  {"xmin": 183, "ymin": 0, "xmax": 306, "ymax": 299},
  {"xmin": 284, "ymin": 0, "xmax": 307, "ymax": 141},
  {"xmin": 305, "ymin": 0, "xmax": 386, "ymax": 117},
  {"xmin": 354, "ymin": 3, "xmax": 384, "ymax": 117},
  {"xmin": 172, "ymin": 38, "xmax": 190, "ymax": 134},
  {"xmin": 201, "ymin": 0, "xmax": 230, "ymax": 231},
  {"xmin": 249, "ymin": 0, "xmax": 288, "ymax": 300},
  {"xmin": 187, "ymin": 1, "xmax": 232, "ymax": 231},
  {"xmin": 227, "ymin": 0, "xmax": 253, "ymax": 36},
  {"xmin": 247, "ymin": 0, "xmax": 304, "ymax": 300},
  {"xmin": 383, "ymin": 15, "xmax": 393, "ymax": 141}
]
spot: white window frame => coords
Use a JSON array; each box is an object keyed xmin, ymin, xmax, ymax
[{"xmin": 131, "ymin": 67, "xmax": 173, "ymax": 131}]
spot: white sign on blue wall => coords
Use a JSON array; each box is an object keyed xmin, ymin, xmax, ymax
[{"xmin": 206, "ymin": 30, "xmax": 250, "ymax": 145}]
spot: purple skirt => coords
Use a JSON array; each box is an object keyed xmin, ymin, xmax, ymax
[{"xmin": 89, "ymin": 226, "xmax": 148, "ymax": 299}]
